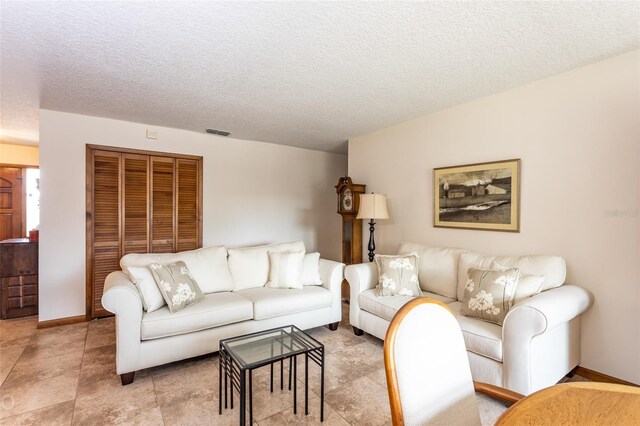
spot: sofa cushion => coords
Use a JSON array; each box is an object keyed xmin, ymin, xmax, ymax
[
  {"xmin": 459, "ymin": 268, "xmax": 519, "ymax": 326},
  {"xmin": 141, "ymin": 292, "xmax": 253, "ymax": 340},
  {"xmin": 266, "ymin": 251, "xmax": 305, "ymax": 289},
  {"xmin": 228, "ymin": 241, "xmax": 306, "ymax": 291},
  {"xmin": 457, "ymin": 252, "xmax": 566, "ymax": 300},
  {"xmin": 301, "ymin": 252, "xmax": 323, "ymax": 285},
  {"xmin": 374, "ymin": 253, "xmax": 421, "ymax": 297},
  {"xmin": 127, "ymin": 266, "xmax": 166, "ymax": 313},
  {"xmin": 358, "ymin": 289, "xmax": 455, "ymax": 322},
  {"xmin": 120, "ymin": 246, "xmax": 233, "ymax": 294},
  {"xmin": 237, "ymin": 286, "xmax": 331, "ymax": 320},
  {"xmin": 149, "ymin": 261, "xmax": 204, "ymax": 313},
  {"xmin": 448, "ymin": 301, "xmax": 503, "ymax": 362},
  {"xmin": 398, "ymin": 241, "xmax": 467, "ymax": 299}
]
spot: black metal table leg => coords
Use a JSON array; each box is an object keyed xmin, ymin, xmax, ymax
[
  {"xmin": 230, "ymin": 361, "xmax": 234, "ymax": 409},
  {"xmin": 219, "ymin": 351, "xmax": 223, "ymax": 414},
  {"xmin": 293, "ymin": 355, "xmax": 297, "ymax": 414},
  {"xmin": 280, "ymin": 359, "xmax": 284, "ymax": 390},
  {"xmin": 320, "ymin": 347, "xmax": 325, "ymax": 422},
  {"xmin": 270, "ymin": 362, "xmax": 273, "ymax": 393},
  {"xmin": 225, "ymin": 353, "xmax": 229, "ymax": 409},
  {"xmin": 249, "ymin": 369, "xmax": 253, "ymax": 425},
  {"xmin": 305, "ymin": 352, "xmax": 309, "ymax": 415},
  {"xmin": 288, "ymin": 356, "xmax": 292, "ymax": 391},
  {"xmin": 239, "ymin": 368, "xmax": 246, "ymax": 426}
]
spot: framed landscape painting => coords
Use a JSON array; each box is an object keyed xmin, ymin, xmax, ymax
[{"xmin": 434, "ymin": 159, "xmax": 520, "ymax": 232}]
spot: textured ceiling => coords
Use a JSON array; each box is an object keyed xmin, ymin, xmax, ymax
[{"xmin": 1, "ymin": 1, "xmax": 638, "ymax": 153}]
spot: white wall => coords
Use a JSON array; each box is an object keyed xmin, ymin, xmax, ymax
[
  {"xmin": 349, "ymin": 50, "xmax": 640, "ymax": 383},
  {"xmin": 39, "ymin": 110, "xmax": 347, "ymax": 321}
]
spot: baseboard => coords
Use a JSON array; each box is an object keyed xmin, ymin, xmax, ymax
[
  {"xmin": 573, "ymin": 366, "xmax": 639, "ymax": 387},
  {"xmin": 37, "ymin": 315, "xmax": 86, "ymax": 329}
]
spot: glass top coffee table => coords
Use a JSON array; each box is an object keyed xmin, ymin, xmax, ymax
[{"xmin": 218, "ymin": 325, "xmax": 325, "ymax": 425}]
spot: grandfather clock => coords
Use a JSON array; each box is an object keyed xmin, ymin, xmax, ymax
[{"xmin": 335, "ymin": 176, "xmax": 366, "ymax": 300}]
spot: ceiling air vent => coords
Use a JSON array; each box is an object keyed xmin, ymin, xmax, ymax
[{"xmin": 205, "ymin": 128, "xmax": 231, "ymax": 137}]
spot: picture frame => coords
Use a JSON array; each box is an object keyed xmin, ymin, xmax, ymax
[{"xmin": 434, "ymin": 159, "xmax": 520, "ymax": 232}]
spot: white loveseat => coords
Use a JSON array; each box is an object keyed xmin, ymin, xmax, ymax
[
  {"xmin": 345, "ymin": 242, "xmax": 593, "ymax": 395},
  {"xmin": 102, "ymin": 241, "xmax": 344, "ymax": 385}
]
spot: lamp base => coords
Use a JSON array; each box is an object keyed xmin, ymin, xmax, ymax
[{"xmin": 367, "ymin": 219, "xmax": 376, "ymax": 262}]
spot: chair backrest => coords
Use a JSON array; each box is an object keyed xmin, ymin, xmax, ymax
[{"xmin": 384, "ymin": 298, "xmax": 481, "ymax": 426}]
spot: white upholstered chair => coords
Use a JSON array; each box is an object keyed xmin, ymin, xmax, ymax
[{"xmin": 384, "ymin": 298, "xmax": 523, "ymax": 426}]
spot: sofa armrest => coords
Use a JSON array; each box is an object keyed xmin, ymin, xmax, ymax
[
  {"xmin": 504, "ymin": 284, "xmax": 593, "ymax": 335},
  {"xmin": 101, "ymin": 271, "xmax": 144, "ymax": 374},
  {"xmin": 345, "ymin": 262, "xmax": 378, "ymax": 296},
  {"xmin": 319, "ymin": 259, "xmax": 345, "ymax": 324},
  {"xmin": 319, "ymin": 259, "xmax": 345, "ymax": 293},
  {"xmin": 345, "ymin": 262, "xmax": 378, "ymax": 329},
  {"xmin": 502, "ymin": 284, "xmax": 593, "ymax": 394}
]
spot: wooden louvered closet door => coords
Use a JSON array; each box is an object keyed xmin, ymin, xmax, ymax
[
  {"xmin": 87, "ymin": 146, "xmax": 202, "ymax": 318},
  {"xmin": 176, "ymin": 159, "xmax": 200, "ymax": 252},
  {"xmin": 91, "ymin": 150, "xmax": 122, "ymax": 318},
  {"xmin": 151, "ymin": 157, "xmax": 175, "ymax": 253},
  {"xmin": 122, "ymin": 154, "xmax": 149, "ymax": 255}
]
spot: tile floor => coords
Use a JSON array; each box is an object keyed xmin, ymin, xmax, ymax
[{"xmin": 0, "ymin": 304, "xmax": 585, "ymax": 425}]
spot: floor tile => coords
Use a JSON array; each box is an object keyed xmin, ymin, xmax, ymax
[
  {"xmin": 3, "ymin": 350, "xmax": 83, "ymax": 389},
  {"xmin": 258, "ymin": 396, "xmax": 350, "ymax": 426},
  {"xmin": 324, "ymin": 375, "xmax": 391, "ymax": 426},
  {"xmin": 0, "ymin": 400, "xmax": 74, "ymax": 425},
  {"xmin": 72, "ymin": 377, "xmax": 157, "ymax": 425},
  {"xmin": 0, "ymin": 345, "xmax": 25, "ymax": 386},
  {"xmin": 0, "ymin": 369, "xmax": 79, "ymax": 419}
]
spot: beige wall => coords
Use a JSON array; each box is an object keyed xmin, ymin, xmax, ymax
[
  {"xmin": 349, "ymin": 50, "xmax": 640, "ymax": 383},
  {"xmin": 0, "ymin": 143, "xmax": 39, "ymax": 165},
  {"xmin": 39, "ymin": 110, "xmax": 347, "ymax": 321}
]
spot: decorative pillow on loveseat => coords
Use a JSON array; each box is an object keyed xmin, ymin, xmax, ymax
[
  {"xmin": 460, "ymin": 268, "xmax": 519, "ymax": 325},
  {"xmin": 149, "ymin": 261, "xmax": 204, "ymax": 313},
  {"xmin": 374, "ymin": 253, "xmax": 421, "ymax": 297}
]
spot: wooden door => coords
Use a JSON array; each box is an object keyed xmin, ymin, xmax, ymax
[
  {"xmin": 176, "ymin": 159, "xmax": 201, "ymax": 251},
  {"xmin": 91, "ymin": 151, "xmax": 121, "ymax": 317},
  {"xmin": 0, "ymin": 167, "xmax": 24, "ymax": 240},
  {"xmin": 151, "ymin": 157, "xmax": 175, "ymax": 253},
  {"xmin": 122, "ymin": 154, "xmax": 149, "ymax": 255}
]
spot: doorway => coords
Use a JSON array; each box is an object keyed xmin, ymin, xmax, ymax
[{"xmin": 0, "ymin": 165, "xmax": 40, "ymax": 241}]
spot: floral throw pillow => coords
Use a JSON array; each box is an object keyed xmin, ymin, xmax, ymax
[
  {"xmin": 375, "ymin": 253, "xmax": 421, "ymax": 297},
  {"xmin": 149, "ymin": 261, "xmax": 204, "ymax": 313},
  {"xmin": 460, "ymin": 268, "xmax": 519, "ymax": 325}
]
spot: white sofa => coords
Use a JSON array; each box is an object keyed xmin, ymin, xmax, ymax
[
  {"xmin": 102, "ymin": 241, "xmax": 344, "ymax": 385},
  {"xmin": 345, "ymin": 242, "xmax": 593, "ymax": 395}
]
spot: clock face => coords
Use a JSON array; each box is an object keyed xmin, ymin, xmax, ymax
[{"xmin": 342, "ymin": 189, "xmax": 353, "ymax": 211}]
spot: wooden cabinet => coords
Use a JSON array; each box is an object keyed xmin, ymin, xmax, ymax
[
  {"xmin": 87, "ymin": 146, "xmax": 203, "ymax": 318},
  {"xmin": 335, "ymin": 177, "xmax": 366, "ymax": 300},
  {"xmin": 0, "ymin": 239, "xmax": 38, "ymax": 319}
]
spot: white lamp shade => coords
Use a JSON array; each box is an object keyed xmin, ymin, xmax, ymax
[{"xmin": 357, "ymin": 193, "xmax": 389, "ymax": 220}]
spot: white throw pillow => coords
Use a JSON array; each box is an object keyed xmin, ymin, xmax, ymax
[
  {"xmin": 513, "ymin": 274, "xmax": 545, "ymax": 305},
  {"xmin": 228, "ymin": 241, "xmax": 306, "ymax": 291},
  {"xmin": 127, "ymin": 266, "xmax": 166, "ymax": 312},
  {"xmin": 301, "ymin": 252, "xmax": 322, "ymax": 285},
  {"xmin": 266, "ymin": 251, "xmax": 305, "ymax": 289}
]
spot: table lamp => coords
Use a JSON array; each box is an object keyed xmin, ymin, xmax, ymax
[{"xmin": 356, "ymin": 193, "xmax": 389, "ymax": 262}]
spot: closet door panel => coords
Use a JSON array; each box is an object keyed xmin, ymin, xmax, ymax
[
  {"xmin": 176, "ymin": 159, "xmax": 200, "ymax": 252},
  {"xmin": 122, "ymin": 154, "xmax": 149, "ymax": 255},
  {"xmin": 151, "ymin": 157, "xmax": 175, "ymax": 253},
  {"xmin": 91, "ymin": 151, "xmax": 121, "ymax": 317}
]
